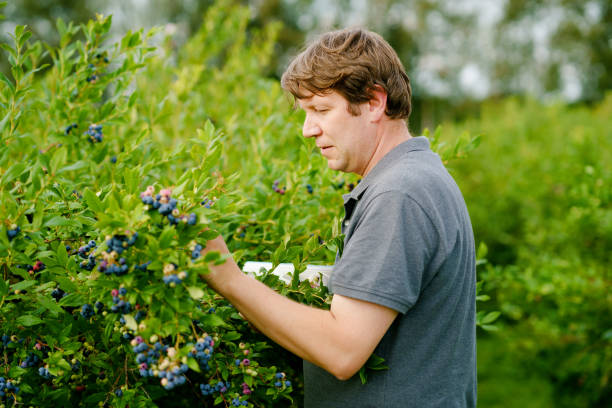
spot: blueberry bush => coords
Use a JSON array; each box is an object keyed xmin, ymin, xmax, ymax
[
  {"xmin": 439, "ymin": 97, "xmax": 612, "ymax": 407},
  {"xmin": 0, "ymin": 1, "xmax": 488, "ymax": 407}
]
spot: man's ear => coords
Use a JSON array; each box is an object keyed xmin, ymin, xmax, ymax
[{"xmin": 368, "ymin": 85, "xmax": 387, "ymax": 122}]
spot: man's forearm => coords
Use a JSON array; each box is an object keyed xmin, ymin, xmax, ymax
[{"xmin": 205, "ymin": 257, "xmax": 356, "ymax": 380}]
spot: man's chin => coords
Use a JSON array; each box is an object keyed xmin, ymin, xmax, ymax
[{"xmin": 326, "ymin": 161, "xmax": 346, "ymax": 173}]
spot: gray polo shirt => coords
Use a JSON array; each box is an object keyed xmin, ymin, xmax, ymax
[{"xmin": 304, "ymin": 136, "xmax": 477, "ymax": 407}]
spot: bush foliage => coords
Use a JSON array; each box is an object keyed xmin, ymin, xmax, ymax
[
  {"xmin": 0, "ymin": 2, "xmax": 486, "ymax": 407},
  {"xmin": 440, "ymin": 96, "xmax": 612, "ymax": 407}
]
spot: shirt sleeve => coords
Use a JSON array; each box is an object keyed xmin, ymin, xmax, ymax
[{"xmin": 330, "ymin": 190, "xmax": 439, "ymax": 314}]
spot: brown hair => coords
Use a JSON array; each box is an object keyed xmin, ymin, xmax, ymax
[{"xmin": 281, "ymin": 28, "xmax": 412, "ymax": 120}]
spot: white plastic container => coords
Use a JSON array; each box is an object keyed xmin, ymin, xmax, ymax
[{"xmin": 242, "ymin": 261, "xmax": 332, "ymax": 286}]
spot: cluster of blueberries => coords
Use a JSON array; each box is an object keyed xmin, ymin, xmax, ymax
[
  {"xmin": 99, "ymin": 233, "xmax": 138, "ymax": 276},
  {"xmin": 191, "ymin": 243, "xmax": 203, "ymax": 260},
  {"xmin": 78, "ymin": 240, "xmax": 97, "ymax": 271},
  {"xmin": 85, "ymin": 53, "xmax": 109, "ymax": 83},
  {"xmin": 272, "ymin": 180, "xmax": 286, "ymax": 195},
  {"xmin": 38, "ymin": 367, "xmax": 53, "ymax": 379},
  {"xmin": 306, "ymin": 184, "xmax": 314, "ymax": 194},
  {"xmin": 7, "ymin": 225, "xmax": 20, "ymax": 241},
  {"xmin": 1, "ymin": 334, "xmax": 21, "ymax": 348},
  {"xmin": 230, "ymin": 397, "xmax": 249, "ymax": 406},
  {"xmin": 111, "ymin": 287, "xmax": 131, "ymax": 314},
  {"xmin": 200, "ymin": 380, "xmax": 230, "ymax": 397},
  {"xmin": 334, "ymin": 179, "xmax": 358, "ymax": 192},
  {"xmin": 274, "ymin": 372, "xmax": 291, "ymax": 388},
  {"xmin": 187, "ymin": 336, "xmax": 215, "ymax": 371},
  {"xmin": 201, "ymin": 197, "xmax": 214, "ymax": 208},
  {"xmin": 106, "ymin": 233, "xmax": 138, "ymax": 254},
  {"xmin": 80, "ymin": 304, "xmax": 95, "ymax": 319},
  {"xmin": 80, "ymin": 302, "xmax": 103, "ymax": 319},
  {"xmin": 140, "ymin": 186, "xmax": 197, "ymax": 226},
  {"xmin": 65, "ymin": 123, "xmax": 78, "ymax": 135},
  {"xmin": 29, "ymin": 260, "xmax": 45, "ymax": 275},
  {"xmin": 0, "ymin": 377, "xmax": 19, "ymax": 402},
  {"xmin": 135, "ymin": 260, "xmax": 152, "ymax": 272},
  {"xmin": 16, "ymin": 260, "xmax": 46, "ymax": 277},
  {"xmin": 20, "ymin": 352, "xmax": 40, "ymax": 368},
  {"xmin": 131, "ymin": 337, "xmax": 189, "ymax": 390},
  {"xmin": 162, "ymin": 263, "xmax": 188, "ymax": 286},
  {"xmin": 85, "ymin": 123, "xmax": 103, "ymax": 143},
  {"xmin": 71, "ymin": 359, "xmax": 82, "ymax": 372},
  {"xmin": 51, "ymin": 287, "xmax": 67, "ymax": 301},
  {"xmin": 86, "ymin": 74, "xmax": 99, "ymax": 83},
  {"xmin": 159, "ymin": 364, "xmax": 189, "ymax": 390}
]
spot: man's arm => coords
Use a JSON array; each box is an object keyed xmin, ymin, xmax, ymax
[{"xmin": 200, "ymin": 236, "xmax": 398, "ymax": 381}]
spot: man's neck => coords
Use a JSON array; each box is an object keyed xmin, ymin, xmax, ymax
[{"xmin": 361, "ymin": 120, "xmax": 412, "ymax": 177}]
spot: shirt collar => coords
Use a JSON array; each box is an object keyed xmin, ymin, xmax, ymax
[{"xmin": 343, "ymin": 136, "xmax": 430, "ymax": 204}]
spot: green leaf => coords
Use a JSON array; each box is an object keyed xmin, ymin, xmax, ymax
[
  {"xmin": 1, "ymin": 162, "xmax": 26, "ymax": 185},
  {"xmin": 122, "ymin": 166, "xmax": 139, "ymax": 192},
  {"xmin": 56, "ymin": 241, "xmax": 68, "ymax": 266},
  {"xmin": 56, "ymin": 276, "xmax": 77, "ymax": 293},
  {"xmin": 123, "ymin": 314, "xmax": 138, "ymax": 331},
  {"xmin": 481, "ymin": 311, "xmax": 500, "ymax": 325},
  {"xmin": 16, "ymin": 314, "xmax": 43, "ymax": 326},
  {"xmin": 186, "ymin": 286, "xmax": 205, "ymax": 300},
  {"xmin": 199, "ymin": 313, "xmax": 229, "ymax": 328},
  {"xmin": 10, "ymin": 279, "xmax": 37, "ymax": 292},
  {"xmin": 359, "ymin": 367, "xmax": 367, "ymax": 384},
  {"xmin": 37, "ymin": 295, "xmax": 64, "ymax": 316},
  {"xmin": 203, "ymin": 251, "xmax": 221, "ymax": 263},
  {"xmin": 8, "ymin": 366, "xmax": 26, "ymax": 377},
  {"xmin": 49, "ymin": 147, "xmax": 67, "ymax": 174},
  {"xmin": 0, "ymin": 278, "xmax": 8, "ymax": 296},
  {"xmin": 0, "ymin": 110, "xmax": 10, "ymax": 135},
  {"xmin": 44, "ymin": 216, "xmax": 78, "ymax": 228},
  {"xmin": 187, "ymin": 357, "xmax": 201, "ymax": 373},
  {"xmin": 158, "ymin": 226, "xmax": 176, "ymax": 249},
  {"xmin": 222, "ymin": 331, "xmax": 241, "ymax": 341},
  {"xmin": 57, "ymin": 160, "xmax": 88, "ymax": 174},
  {"xmin": 84, "ymin": 188, "xmax": 104, "ymax": 213},
  {"xmin": 59, "ymin": 293, "xmax": 85, "ymax": 307},
  {"xmin": 0, "ymin": 71, "xmax": 14, "ymax": 92}
]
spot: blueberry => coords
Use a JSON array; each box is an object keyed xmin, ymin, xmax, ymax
[{"xmin": 158, "ymin": 203, "xmax": 172, "ymax": 215}]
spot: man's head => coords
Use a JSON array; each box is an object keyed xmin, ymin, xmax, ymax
[{"xmin": 281, "ymin": 28, "xmax": 412, "ymax": 120}]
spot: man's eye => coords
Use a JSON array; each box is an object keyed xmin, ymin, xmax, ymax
[{"xmin": 314, "ymin": 108, "xmax": 328, "ymax": 113}]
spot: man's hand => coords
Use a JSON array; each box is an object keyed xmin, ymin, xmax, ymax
[{"xmin": 199, "ymin": 234, "xmax": 240, "ymax": 293}]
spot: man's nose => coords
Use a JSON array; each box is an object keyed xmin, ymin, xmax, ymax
[{"xmin": 302, "ymin": 115, "xmax": 322, "ymax": 138}]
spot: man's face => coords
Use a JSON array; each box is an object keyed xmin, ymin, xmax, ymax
[{"xmin": 298, "ymin": 90, "xmax": 376, "ymax": 175}]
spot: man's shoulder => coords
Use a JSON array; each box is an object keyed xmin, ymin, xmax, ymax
[{"xmin": 364, "ymin": 151, "xmax": 448, "ymax": 201}]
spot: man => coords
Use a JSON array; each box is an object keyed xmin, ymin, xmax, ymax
[{"xmin": 200, "ymin": 28, "xmax": 477, "ymax": 407}]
